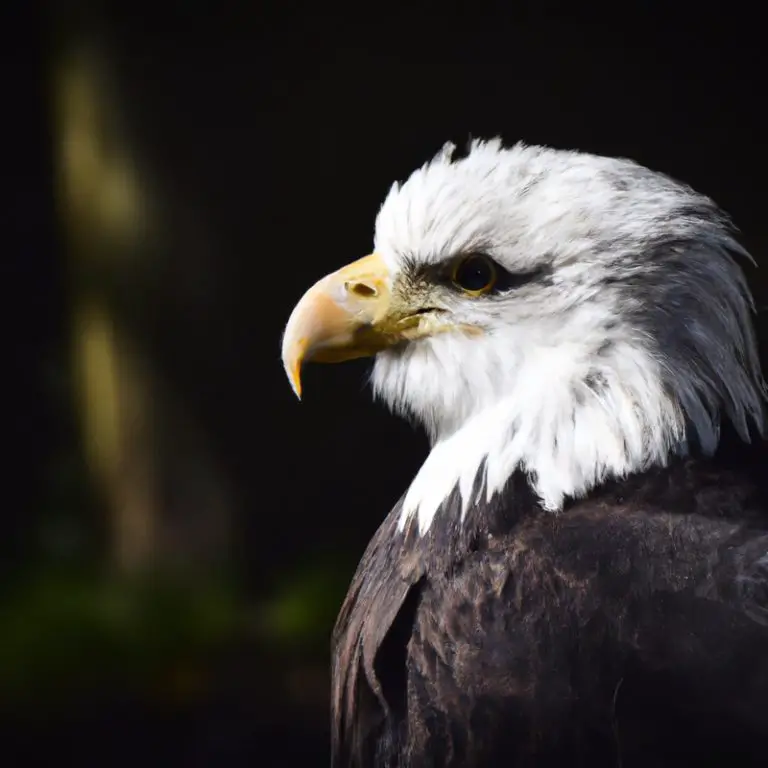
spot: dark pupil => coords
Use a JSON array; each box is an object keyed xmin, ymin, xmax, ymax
[{"xmin": 456, "ymin": 257, "xmax": 492, "ymax": 291}]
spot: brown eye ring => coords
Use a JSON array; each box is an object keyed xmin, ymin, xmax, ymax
[{"xmin": 451, "ymin": 254, "xmax": 498, "ymax": 296}]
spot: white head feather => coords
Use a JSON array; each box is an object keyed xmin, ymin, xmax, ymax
[{"xmin": 367, "ymin": 139, "xmax": 765, "ymax": 534}]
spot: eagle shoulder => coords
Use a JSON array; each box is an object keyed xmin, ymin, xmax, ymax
[
  {"xmin": 331, "ymin": 498, "xmax": 425, "ymax": 768},
  {"xmin": 332, "ymin": 459, "xmax": 768, "ymax": 766}
]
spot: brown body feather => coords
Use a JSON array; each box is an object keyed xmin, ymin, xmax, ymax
[{"xmin": 331, "ymin": 455, "xmax": 768, "ymax": 767}]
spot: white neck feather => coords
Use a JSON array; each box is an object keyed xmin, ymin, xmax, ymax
[{"xmin": 390, "ymin": 336, "xmax": 684, "ymax": 535}]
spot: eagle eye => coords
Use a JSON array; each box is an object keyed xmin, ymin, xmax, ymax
[{"xmin": 451, "ymin": 254, "xmax": 498, "ymax": 296}]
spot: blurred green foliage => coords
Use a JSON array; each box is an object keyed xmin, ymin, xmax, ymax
[
  {"xmin": 258, "ymin": 560, "xmax": 356, "ymax": 649},
  {"xmin": 0, "ymin": 556, "xmax": 354, "ymax": 710},
  {"xmin": 0, "ymin": 570, "xmax": 241, "ymax": 705}
]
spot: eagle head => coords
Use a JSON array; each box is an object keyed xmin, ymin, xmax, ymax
[{"xmin": 282, "ymin": 139, "xmax": 765, "ymax": 533}]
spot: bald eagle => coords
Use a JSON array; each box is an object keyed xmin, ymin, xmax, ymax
[{"xmin": 281, "ymin": 140, "xmax": 768, "ymax": 767}]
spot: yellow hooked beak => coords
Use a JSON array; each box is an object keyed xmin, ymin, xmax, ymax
[{"xmin": 281, "ymin": 253, "xmax": 440, "ymax": 399}]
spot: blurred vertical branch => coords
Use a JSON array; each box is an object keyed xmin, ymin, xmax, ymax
[
  {"xmin": 54, "ymin": 43, "xmax": 156, "ymax": 572},
  {"xmin": 52, "ymin": 29, "xmax": 232, "ymax": 575}
]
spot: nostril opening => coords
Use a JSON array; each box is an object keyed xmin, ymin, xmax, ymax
[{"xmin": 346, "ymin": 281, "xmax": 378, "ymax": 298}]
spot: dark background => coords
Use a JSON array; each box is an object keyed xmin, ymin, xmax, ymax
[{"xmin": 8, "ymin": 3, "xmax": 767, "ymax": 765}]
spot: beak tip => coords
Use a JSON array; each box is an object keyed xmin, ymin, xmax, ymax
[
  {"xmin": 284, "ymin": 362, "xmax": 303, "ymax": 401},
  {"xmin": 281, "ymin": 326, "xmax": 305, "ymax": 400}
]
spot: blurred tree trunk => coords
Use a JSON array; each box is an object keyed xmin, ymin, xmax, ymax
[{"xmin": 52, "ymin": 32, "xmax": 232, "ymax": 574}]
